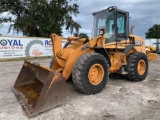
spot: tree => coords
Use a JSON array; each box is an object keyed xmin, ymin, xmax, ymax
[
  {"xmin": 79, "ymin": 33, "xmax": 89, "ymax": 38},
  {"xmin": 0, "ymin": 0, "xmax": 81, "ymax": 37},
  {"xmin": 65, "ymin": 16, "xmax": 81, "ymax": 35},
  {"xmin": 145, "ymin": 24, "xmax": 160, "ymax": 52}
]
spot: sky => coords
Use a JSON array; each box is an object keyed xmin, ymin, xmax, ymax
[{"xmin": 0, "ymin": 0, "xmax": 160, "ymax": 39}]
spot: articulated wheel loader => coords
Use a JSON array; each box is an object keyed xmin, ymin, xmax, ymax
[{"xmin": 12, "ymin": 6, "xmax": 158, "ymax": 117}]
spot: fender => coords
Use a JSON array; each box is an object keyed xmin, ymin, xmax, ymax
[{"xmin": 90, "ymin": 47, "xmax": 111, "ymax": 66}]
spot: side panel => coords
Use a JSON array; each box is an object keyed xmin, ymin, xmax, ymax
[
  {"xmin": 109, "ymin": 52, "xmax": 127, "ymax": 72},
  {"xmin": 131, "ymin": 35, "xmax": 146, "ymax": 54}
]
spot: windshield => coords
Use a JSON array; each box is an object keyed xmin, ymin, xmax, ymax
[
  {"xmin": 92, "ymin": 9, "xmax": 127, "ymax": 42},
  {"xmin": 92, "ymin": 10, "xmax": 114, "ymax": 39}
]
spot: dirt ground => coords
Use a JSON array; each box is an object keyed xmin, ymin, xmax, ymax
[{"xmin": 0, "ymin": 56, "xmax": 160, "ymax": 120}]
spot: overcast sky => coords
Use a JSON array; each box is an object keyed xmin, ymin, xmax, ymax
[
  {"xmin": 70, "ymin": 0, "xmax": 160, "ymax": 38},
  {"xmin": 0, "ymin": 0, "xmax": 160, "ymax": 38}
]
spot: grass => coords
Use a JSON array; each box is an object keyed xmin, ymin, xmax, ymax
[{"xmin": 0, "ymin": 56, "xmax": 52, "ymax": 62}]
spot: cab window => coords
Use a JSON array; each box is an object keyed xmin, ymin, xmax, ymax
[{"xmin": 117, "ymin": 12, "xmax": 126, "ymax": 38}]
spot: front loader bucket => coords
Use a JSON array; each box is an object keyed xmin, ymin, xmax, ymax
[{"xmin": 12, "ymin": 61, "xmax": 68, "ymax": 117}]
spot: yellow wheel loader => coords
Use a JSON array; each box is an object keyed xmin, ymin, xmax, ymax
[
  {"xmin": 146, "ymin": 45, "xmax": 156, "ymax": 53},
  {"xmin": 12, "ymin": 6, "xmax": 158, "ymax": 117}
]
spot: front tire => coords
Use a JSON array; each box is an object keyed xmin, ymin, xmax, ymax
[
  {"xmin": 127, "ymin": 52, "xmax": 148, "ymax": 81},
  {"xmin": 49, "ymin": 57, "xmax": 54, "ymax": 69},
  {"xmin": 72, "ymin": 53, "xmax": 109, "ymax": 94}
]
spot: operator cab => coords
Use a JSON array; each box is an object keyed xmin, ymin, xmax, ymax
[{"xmin": 92, "ymin": 6, "xmax": 129, "ymax": 43}]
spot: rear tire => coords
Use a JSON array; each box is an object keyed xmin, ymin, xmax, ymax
[
  {"xmin": 127, "ymin": 52, "xmax": 148, "ymax": 81},
  {"xmin": 72, "ymin": 53, "xmax": 109, "ymax": 94}
]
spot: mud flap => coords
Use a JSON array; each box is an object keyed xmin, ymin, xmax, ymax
[{"xmin": 12, "ymin": 61, "xmax": 68, "ymax": 117}]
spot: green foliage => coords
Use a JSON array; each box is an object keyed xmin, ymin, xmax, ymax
[
  {"xmin": 79, "ymin": 33, "xmax": 89, "ymax": 38},
  {"xmin": 146, "ymin": 24, "xmax": 160, "ymax": 53},
  {"xmin": 145, "ymin": 24, "xmax": 160, "ymax": 39},
  {"xmin": 0, "ymin": 0, "xmax": 81, "ymax": 37}
]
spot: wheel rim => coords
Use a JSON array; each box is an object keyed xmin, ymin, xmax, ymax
[
  {"xmin": 88, "ymin": 64, "xmax": 104, "ymax": 85},
  {"xmin": 137, "ymin": 60, "xmax": 146, "ymax": 75}
]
